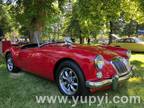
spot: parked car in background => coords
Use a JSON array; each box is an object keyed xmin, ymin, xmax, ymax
[
  {"xmin": 98, "ymin": 34, "xmax": 120, "ymax": 45},
  {"xmin": 3, "ymin": 39, "xmax": 132, "ymax": 96},
  {"xmin": 98, "ymin": 39, "xmax": 109, "ymax": 45},
  {"xmin": 110, "ymin": 37, "xmax": 144, "ymax": 52}
]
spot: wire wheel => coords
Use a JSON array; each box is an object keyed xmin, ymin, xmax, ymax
[{"xmin": 59, "ymin": 67, "xmax": 79, "ymax": 95}]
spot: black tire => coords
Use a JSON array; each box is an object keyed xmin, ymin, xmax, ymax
[
  {"xmin": 56, "ymin": 60, "xmax": 89, "ymax": 96},
  {"xmin": 6, "ymin": 53, "xmax": 20, "ymax": 73}
]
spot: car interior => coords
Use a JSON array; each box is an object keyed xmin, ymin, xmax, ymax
[
  {"xmin": 21, "ymin": 41, "xmax": 66, "ymax": 49},
  {"xmin": 21, "ymin": 43, "xmax": 39, "ymax": 49}
]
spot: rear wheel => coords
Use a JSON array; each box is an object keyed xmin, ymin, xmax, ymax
[
  {"xmin": 56, "ymin": 61, "xmax": 89, "ymax": 96},
  {"xmin": 6, "ymin": 53, "xmax": 19, "ymax": 73}
]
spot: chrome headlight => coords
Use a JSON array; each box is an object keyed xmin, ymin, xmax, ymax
[
  {"xmin": 126, "ymin": 50, "xmax": 131, "ymax": 58},
  {"xmin": 95, "ymin": 55, "xmax": 104, "ymax": 69}
]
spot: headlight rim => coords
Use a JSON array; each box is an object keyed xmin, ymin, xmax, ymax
[{"xmin": 95, "ymin": 55, "xmax": 105, "ymax": 70}]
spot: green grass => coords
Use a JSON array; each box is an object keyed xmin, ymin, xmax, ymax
[{"xmin": 0, "ymin": 54, "xmax": 144, "ymax": 108}]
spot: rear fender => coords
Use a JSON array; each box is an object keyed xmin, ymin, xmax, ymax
[{"xmin": 2, "ymin": 40, "xmax": 11, "ymax": 54}]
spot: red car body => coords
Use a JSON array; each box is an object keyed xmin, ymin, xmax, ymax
[
  {"xmin": 3, "ymin": 41, "xmax": 132, "ymax": 94},
  {"xmin": 2, "ymin": 40, "xmax": 11, "ymax": 53},
  {"xmin": 100, "ymin": 45, "xmax": 130, "ymax": 59}
]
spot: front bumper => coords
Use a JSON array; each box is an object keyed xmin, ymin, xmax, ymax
[{"xmin": 86, "ymin": 71, "xmax": 132, "ymax": 88}]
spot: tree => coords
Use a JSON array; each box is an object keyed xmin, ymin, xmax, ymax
[
  {"xmin": 65, "ymin": 0, "xmax": 144, "ymax": 44},
  {"xmin": 122, "ymin": 20, "xmax": 138, "ymax": 37},
  {"xmin": 0, "ymin": 2, "xmax": 16, "ymax": 37},
  {"xmin": 64, "ymin": 0, "xmax": 122, "ymax": 44},
  {"xmin": 3, "ymin": 0, "xmax": 144, "ymax": 44},
  {"xmin": 10, "ymin": 0, "xmax": 65, "ymax": 43}
]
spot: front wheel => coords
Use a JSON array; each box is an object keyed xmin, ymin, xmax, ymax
[{"xmin": 56, "ymin": 61, "xmax": 89, "ymax": 96}]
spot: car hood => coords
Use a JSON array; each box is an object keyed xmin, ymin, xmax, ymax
[{"xmin": 71, "ymin": 44, "xmax": 119, "ymax": 61}]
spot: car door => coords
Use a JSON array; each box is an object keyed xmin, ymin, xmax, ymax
[
  {"xmin": 122, "ymin": 38, "xmax": 139, "ymax": 51},
  {"xmin": 17, "ymin": 48, "xmax": 34, "ymax": 71},
  {"xmin": 117, "ymin": 38, "xmax": 132, "ymax": 50},
  {"xmin": 112, "ymin": 39, "xmax": 127, "ymax": 48},
  {"xmin": 111, "ymin": 39, "xmax": 123, "ymax": 47},
  {"xmin": 129, "ymin": 38, "xmax": 138, "ymax": 51},
  {"xmin": 130, "ymin": 38, "xmax": 144, "ymax": 52},
  {"xmin": 122, "ymin": 38, "xmax": 132, "ymax": 50},
  {"xmin": 26, "ymin": 45, "xmax": 55, "ymax": 78}
]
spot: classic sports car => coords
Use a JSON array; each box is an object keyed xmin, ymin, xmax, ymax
[
  {"xmin": 3, "ymin": 39, "xmax": 132, "ymax": 96},
  {"xmin": 110, "ymin": 37, "xmax": 144, "ymax": 52}
]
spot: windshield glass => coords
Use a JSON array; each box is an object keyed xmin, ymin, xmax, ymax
[{"xmin": 39, "ymin": 36, "xmax": 74, "ymax": 46}]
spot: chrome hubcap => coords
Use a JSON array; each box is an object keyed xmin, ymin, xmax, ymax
[
  {"xmin": 59, "ymin": 68, "xmax": 79, "ymax": 95},
  {"xmin": 7, "ymin": 57, "xmax": 13, "ymax": 71}
]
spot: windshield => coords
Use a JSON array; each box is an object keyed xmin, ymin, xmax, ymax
[{"xmin": 38, "ymin": 36, "xmax": 74, "ymax": 46}]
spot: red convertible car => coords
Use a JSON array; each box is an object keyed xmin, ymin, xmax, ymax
[{"xmin": 3, "ymin": 40, "xmax": 132, "ymax": 96}]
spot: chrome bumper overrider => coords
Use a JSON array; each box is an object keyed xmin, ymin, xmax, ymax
[{"xmin": 86, "ymin": 71, "xmax": 132, "ymax": 88}]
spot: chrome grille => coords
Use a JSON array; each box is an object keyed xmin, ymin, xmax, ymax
[{"xmin": 112, "ymin": 58, "xmax": 128, "ymax": 75}]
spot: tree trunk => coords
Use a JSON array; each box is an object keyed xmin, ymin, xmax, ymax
[
  {"xmin": 0, "ymin": 26, "xmax": 4, "ymax": 41},
  {"xmin": 29, "ymin": 31, "xmax": 33, "ymax": 43},
  {"xmin": 109, "ymin": 21, "xmax": 113, "ymax": 44},
  {"xmin": 87, "ymin": 37, "xmax": 90, "ymax": 45},
  {"xmin": 136, "ymin": 22, "xmax": 139, "ymax": 37},
  {"xmin": 29, "ymin": 30, "xmax": 41, "ymax": 43},
  {"xmin": 29, "ymin": 15, "xmax": 43, "ymax": 43},
  {"xmin": 0, "ymin": 41, "xmax": 2, "ymax": 54},
  {"xmin": 80, "ymin": 37, "xmax": 84, "ymax": 44}
]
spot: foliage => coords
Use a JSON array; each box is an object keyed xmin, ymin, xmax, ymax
[
  {"xmin": 0, "ymin": 3, "xmax": 17, "ymax": 35},
  {"xmin": 8, "ymin": 0, "xmax": 65, "ymax": 42},
  {"xmin": 72, "ymin": 0, "xmax": 122, "ymax": 34},
  {"xmin": 1, "ymin": 0, "xmax": 144, "ymax": 43},
  {"xmin": 63, "ymin": 0, "xmax": 144, "ymax": 43},
  {"xmin": 14, "ymin": 0, "xmax": 55, "ymax": 29},
  {"xmin": 122, "ymin": 20, "xmax": 138, "ymax": 36}
]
